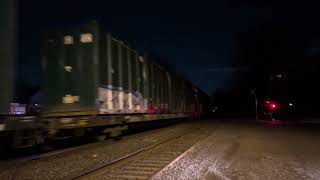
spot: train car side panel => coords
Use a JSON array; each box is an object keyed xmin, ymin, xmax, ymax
[{"xmin": 43, "ymin": 22, "xmax": 100, "ymax": 117}]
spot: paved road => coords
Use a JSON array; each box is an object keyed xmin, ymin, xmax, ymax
[{"xmin": 152, "ymin": 120, "xmax": 320, "ymax": 180}]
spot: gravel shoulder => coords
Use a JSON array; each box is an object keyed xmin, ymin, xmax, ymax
[{"xmin": 81, "ymin": 127, "xmax": 214, "ymax": 180}]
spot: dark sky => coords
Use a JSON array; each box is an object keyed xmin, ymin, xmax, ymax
[{"xmin": 18, "ymin": 0, "xmax": 320, "ymax": 94}]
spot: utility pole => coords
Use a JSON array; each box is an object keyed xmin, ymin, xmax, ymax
[
  {"xmin": 251, "ymin": 89, "xmax": 258, "ymax": 120},
  {"xmin": 0, "ymin": 0, "xmax": 17, "ymax": 114}
]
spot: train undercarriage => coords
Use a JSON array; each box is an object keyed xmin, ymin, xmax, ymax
[{"xmin": 0, "ymin": 113, "xmax": 191, "ymax": 149}]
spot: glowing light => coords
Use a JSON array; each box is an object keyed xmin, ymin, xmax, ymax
[{"xmin": 266, "ymin": 101, "xmax": 278, "ymax": 110}]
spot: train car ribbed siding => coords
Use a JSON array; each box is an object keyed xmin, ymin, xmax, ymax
[
  {"xmin": 170, "ymin": 76, "xmax": 174, "ymax": 113},
  {"xmin": 158, "ymin": 66, "xmax": 162, "ymax": 110},
  {"xmin": 178, "ymin": 79, "xmax": 183, "ymax": 112},
  {"xmin": 138, "ymin": 57, "xmax": 144, "ymax": 96},
  {"xmin": 42, "ymin": 21, "xmax": 206, "ymax": 117},
  {"xmin": 127, "ymin": 48, "xmax": 132, "ymax": 92},
  {"xmin": 99, "ymin": 34, "xmax": 108, "ymax": 86},
  {"xmin": 163, "ymin": 71, "xmax": 167, "ymax": 112},
  {"xmin": 111, "ymin": 38, "xmax": 119, "ymax": 88},
  {"xmin": 177, "ymin": 78, "xmax": 181, "ymax": 112},
  {"xmin": 166, "ymin": 72, "xmax": 170, "ymax": 112},
  {"xmin": 165, "ymin": 72, "xmax": 169, "ymax": 111},
  {"xmin": 78, "ymin": 23, "xmax": 99, "ymax": 108},
  {"xmin": 127, "ymin": 48, "xmax": 133, "ymax": 111},
  {"xmin": 156, "ymin": 66, "xmax": 161, "ymax": 109},
  {"xmin": 159, "ymin": 68, "xmax": 163, "ymax": 110},
  {"xmin": 121, "ymin": 44, "xmax": 129, "ymax": 91},
  {"xmin": 117, "ymin": 41, "xmax": 123, "ymax": 92},
  {"xmin": 167, "ymin": 72, "xmax": 172, "ymax": 112},
  {"xmin": 163, "ymin": 70, "xmax": 167, "ymax": 111},
  {"xmin": 171, "ymin": 76, "xmax": 176, "ymax": 113},
  {"xmin": 43, "ymin": 31, "xmax": 64, "ymax": 108},
  {"xmin": 153, "ymin": 64, "xmax": 157, "ymax": 108},
  {"xmin": 63, "ymin": 30, "xmax": 78, "ymax": 99},
  {"xmin": 177, "ymin": 79, "xmax": 181, "ymax": 112},
  {"xmin": 149, "ymin": 62, "xmax": 155, "ymax": 105},
  {"xmin": 182, "ymin": 81, "xmax": 186, "ymax": 112},
  {"xmin": 160, "ymin": 70, "xmax": 165, "ymax": 111},
  {"xmin": 117, "ymin": 40, "xmax": 124, "ymax": 111},
  {"xmin": 106, "ymin": 34, "xmax": 112, "ymax": 87},
  {"xmin": 175, "ymin": 78, "xmax": 180, "ymax": 113},
  {"xmin": 142, "ymin": 55, "xmax": 149, "ymax": 111},
  {"xmin": 130, "ymin": 51, "xmax": 137, "ymax": 92}
]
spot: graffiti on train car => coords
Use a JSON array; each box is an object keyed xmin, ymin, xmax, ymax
[{"xmin": 97, "ymin": 87, "xmax": 147, "ymax": 114}]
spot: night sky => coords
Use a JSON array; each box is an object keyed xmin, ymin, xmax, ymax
[{"xmin": 18, "ymin": 1, "xmax": 320, "ymax": 96}]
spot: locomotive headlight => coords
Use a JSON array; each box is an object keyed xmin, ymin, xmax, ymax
[{"xmin": 289, "ymin": 103, "xmax": 294, "ymax": 107}]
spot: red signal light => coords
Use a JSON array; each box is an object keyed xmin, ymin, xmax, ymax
[
  {"xmin": 270, "ymin": 103, "xmax": 277, "ymax": 109},
  {"xmin": 265, "ymin": 100, "xmax": 278, "ymax": 110}
]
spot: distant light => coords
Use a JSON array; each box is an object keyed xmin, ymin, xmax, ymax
[
  {"xmin": 289, "ymin": 103, "xmax": 293, "ymax": 107},
  {"xmin": 267, "ymin": 101, "xmax": 278, "ymax": 110},
  {"xmin": 276, "ymin": 74, "xmax": 282, "ymax": 78}
]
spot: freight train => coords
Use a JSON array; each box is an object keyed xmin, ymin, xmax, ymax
[{"xmin": 0, "ymin": 21, "xmax": 209, "ymax": 149}]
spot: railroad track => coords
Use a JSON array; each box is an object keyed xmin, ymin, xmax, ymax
[
  {"xmin": 70, "ymin": 128, "xmax": 215, "ymax": 180},
  {"xmin": 0, "ymin": 140, "xmax": 107, "ymax": 171},
  {"xmin": 0, "ymin": 124, "xmax": 192, "ymax": 172}
]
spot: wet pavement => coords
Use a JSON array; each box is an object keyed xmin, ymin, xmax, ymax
[{"xmin": 152, "ymin": 120, "xmax": 320, "ymax": 180}]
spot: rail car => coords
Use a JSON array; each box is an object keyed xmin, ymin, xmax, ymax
[{"xmin": 0, "ymin": 21, "xmax": 209, "ymax": 148}]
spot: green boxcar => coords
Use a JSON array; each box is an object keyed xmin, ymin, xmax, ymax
[
  {"xmin": 43, "ymin": 22, "xmax": 99, "ymax": 116},
  {"xmin": 43, "ymin": 21, "xmax": 200, "ymax": 117},
  {"xmin": 0, "ymin": 0, "xmax": 16, "ymax": 115},
  {"xmin": 43, "ymin": 22, "xmax": 149, "ymax": 116}
]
